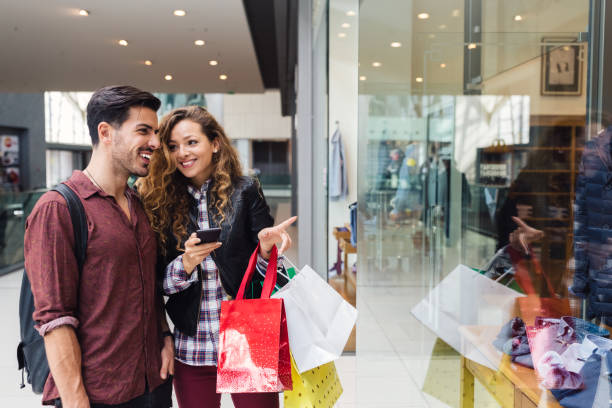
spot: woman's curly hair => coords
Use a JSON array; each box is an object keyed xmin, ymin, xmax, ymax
[{"xmin": 137, "ymin": 106, "xmax": 242, "ymax": 255}]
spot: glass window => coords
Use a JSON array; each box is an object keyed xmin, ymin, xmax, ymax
[
  {"xmin": 252, "ymin": 141, "xmax": 290, "ymax": 187},
  {"xmin": 46, "ymin": 149, "xmax": 89, "ymax": 188},
  {"xmin": 353, "ymin": 0, "xmax": 601, "ymax": 406},
  {"xmin": 44, "ymin": 92, "xmax": 92, "ymax": 145}
]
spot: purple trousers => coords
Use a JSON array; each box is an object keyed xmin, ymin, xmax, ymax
[{"xmin": 173, "ymin": 360, "xmax": 279, "ymax": 408}]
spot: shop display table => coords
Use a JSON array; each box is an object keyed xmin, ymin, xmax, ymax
[{"xmin": 458, "ymin": 325, "xmax": 562, "ymax": 408}]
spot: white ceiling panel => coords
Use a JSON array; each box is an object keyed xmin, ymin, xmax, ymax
[{"xmin": 0, "ymin": 0, "xmax": 265, "ymax": 93}]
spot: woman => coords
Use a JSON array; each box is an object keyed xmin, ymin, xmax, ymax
[{"xmin": 138, "ymin": 106, "xmax": 295, "ymax": 408}]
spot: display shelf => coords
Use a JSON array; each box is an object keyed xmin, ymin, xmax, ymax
[
  {"xmin": 519, "ymin": 169, "xmax": 571, "ymax": 173},
  {"xmin": 473, "ymin": 115, "xmax": 584, "ymax": 296},
  {"xmin": 508, "ymin": 192, "xmax": 570, "ymax": 196}
]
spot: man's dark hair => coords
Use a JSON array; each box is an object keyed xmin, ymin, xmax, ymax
[{"xmin": 86, "ymin": 85, "xmax": 161, "ymax": 145}]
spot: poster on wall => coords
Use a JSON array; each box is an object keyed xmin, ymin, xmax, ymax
[
  {"xmin": 0, "ymin": 136, "xmax": 19, "ymax": 166},
  {"xmin": 3, "ymin": 167, "xmax": 20, "ymax": 187},
  {"xmin": 540, "ymin": 37, "xmax": 583, "ymax": 96},
  {"xmin": 0, "ymin": 134, "xmax": 21, "ymax": 191}
]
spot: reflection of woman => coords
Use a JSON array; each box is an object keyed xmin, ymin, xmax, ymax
[{"xmin": 138, "ymin": 106, "xmax": 294, "ymax": 408}]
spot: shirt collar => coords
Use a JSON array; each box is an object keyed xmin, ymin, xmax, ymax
[
  {"xmin": 187, "ymin": 179, "xmax": 211, "ymax": 200},
  {"xmin": 583, "ymin": 334, "xmax": 612, "ymax": 356},
  {"xmin": 68, "ymin": 170, "xmax": 104, "ymax": 199},
  {"xmin": 68, "ymin": 170, "xmax": 139, "ymax": 202}
]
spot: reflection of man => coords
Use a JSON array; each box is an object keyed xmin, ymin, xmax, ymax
[
  {"xmin": 572, "ymin": 127, "xmax": 612, "ymax": 324},
  {"xmin": 24, "ymin": 86, "xmax": 174, "ymax": 407}
]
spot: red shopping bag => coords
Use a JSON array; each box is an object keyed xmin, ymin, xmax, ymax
[{"xmin": 216, "ymin": 244, "xmax": 292, "ymax": 393}]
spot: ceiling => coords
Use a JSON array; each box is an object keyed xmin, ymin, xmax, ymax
[{"xmin": 0, "ymin": 0, "xmax": 267, "ymax": 93}]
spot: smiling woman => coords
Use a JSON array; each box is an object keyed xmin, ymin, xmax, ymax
[
  {"xmin": 138, "ymin": 105, "xmax": 243, "ymax": 244},
  {"xmin": 168, "ymin": 119, "xmax": 219, "ymax": 188},
  {"xmin": 136, "ymin": 105, "xmax": 294, "ymax": 408}
]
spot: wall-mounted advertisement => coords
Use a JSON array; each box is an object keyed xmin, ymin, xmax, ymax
[{"xmin": 0, "ymin": 135, "xmax": 21, "ymax": 190}]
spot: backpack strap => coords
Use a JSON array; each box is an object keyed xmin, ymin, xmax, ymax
[{"xmin": 52, "ymin": 183, "xmax": 88, "ymax": 270}]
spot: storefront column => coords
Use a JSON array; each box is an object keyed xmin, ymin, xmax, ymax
[
  {"xmin": 587, "ymin": 0, "xmax": 612, "ymax": 131},
  {"xmin": 464, "ymin": 0, "xmax": 482, "ymax": 95}
]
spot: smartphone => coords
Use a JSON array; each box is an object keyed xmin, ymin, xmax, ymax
[{"xmin": 196, "ymin": 228, "xmax": 222, "ymax": 244}]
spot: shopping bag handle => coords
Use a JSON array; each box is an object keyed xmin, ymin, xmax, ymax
[{"xmin": 236, "ymin": 244, "xmax": 278, "ymax": 300}]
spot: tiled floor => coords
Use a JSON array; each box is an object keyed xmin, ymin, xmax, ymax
[{"xmin": 0, "ymin": 270, "xmax": 505, "ymax": 408}]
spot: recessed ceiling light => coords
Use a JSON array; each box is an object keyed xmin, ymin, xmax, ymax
[
  {"xmin": 359, "ymin": 76, "xmax": 367, "ymax": 81},
  {"xmin": 416, "ymin": 77, "xmax": 424, "ymax": 83},
  {"xmin": 194, "ymin": 40, "xmax": 205, "ymax": 46},
  {"xmin": 428, "ymin": 34, "xmax": 436, "ymax": 39},
  {"xmin": 514, "ymin": 15, "xmax": 523, "ymax": 21},
  {"xmin": 118, "ymin": 40, "xmax": 128, "ymax": 46},
  {"xmin": 219, "ymin": 74, "xmax": 228, "ymax": 80},
  {"xmin": 346, "ymin": 10, "xmax": 356, "ymax": 16},
  {"xmin": 390, "ymin": 42, "xmax": 402, "ymax": 48},
  {"xmin": 467, "ymin": 43, "xmax": 477, "ymax": 49},
  {"xmin": 173, "ymin": 9, "xmax": 186, "ymax": 16},
  {"xmin": 452, "ymin": 9, "xmax": 460, "ymax": 17},
  {"xmin": 338, "ymin": 32, "xmax": 347, "ymax": 38},
  {"xmin": 440, "ymin": 63, "xmax": 447, "ymax": 68},
  {"xmin": 209, "ymin": 60, "xmax": 218, "ymax": 66},
  {"xmin": 164, "ymin": 74, "xmax": 173, "ymax": 81},
  {"xmin": 372, "ymin": 62, "xmax": 382, "ymax": 67},
  {"xmin": 341, "ymin": 23, "xmax": 350, "ymax": 28},
  {"xmin": 78, "ymin": 9, "xmax": 89, "ymax": 16},
  {"xmin": 417, "ymin": 13, "xmax": 430, "ymax": 20},
  {"xmin": 439, "ymin": 24, "xmax": 447, "ymax": 30},
  {"xmin": 563, "ymin": 46, "xmax": 571, "ymax": 51},
  {"xmin": 144, "ymin": 60, "xmax": 153, "ymax": 66}
]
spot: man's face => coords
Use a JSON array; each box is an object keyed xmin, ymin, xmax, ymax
[{"xmin": 110, "ymin": 106, "xmax": 160, "ymax": 177}]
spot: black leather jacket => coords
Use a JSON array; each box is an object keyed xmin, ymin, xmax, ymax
[{"xmin": 161, "ymin": 176, "xmax": 280, "ymax": 336}]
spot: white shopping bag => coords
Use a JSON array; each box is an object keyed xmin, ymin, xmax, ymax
[
  {"xmin": 411, "ymin": 264, "xmax": 524, "ymax": 370},
  {"xmin": 272, "ymin": 265, "xmax": 358, "ymax": 373}
]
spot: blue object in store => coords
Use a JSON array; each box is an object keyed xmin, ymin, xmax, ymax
[
  {"xmin": 562, "ymin": 316, "xmax": 610, "ymax": 340},
  {"xmin": 349, "ymin": 202, "xmax": 357, "ymax": 246}
]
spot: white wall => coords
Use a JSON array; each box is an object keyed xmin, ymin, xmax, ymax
[
  {"xmin": 328, "ymin": 0, "xmax": 359, "ymax": 270},
  {"xmin": 222, "ymin": 91, "xmax": 291, "ymax": 141}
]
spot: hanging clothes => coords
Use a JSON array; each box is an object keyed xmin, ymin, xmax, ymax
[{"xmin": 329, "ymin": 126, "xmax": 349, "ymax": 200}]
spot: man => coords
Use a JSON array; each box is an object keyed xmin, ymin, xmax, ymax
[
  {"xmin": 572, "ymin": 126, "xmax": 612, "ymax": 324},
  {"xmin": 24, "ymin": 85, "xmax": 174, "ymax": 407}
]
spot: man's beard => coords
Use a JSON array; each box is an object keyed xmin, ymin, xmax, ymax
[{"xmin": 111, "ymin": 149, "xmax": 147, "ymax": 178}]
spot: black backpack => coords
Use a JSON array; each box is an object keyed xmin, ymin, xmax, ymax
[{"xmin": 17, "ymin": 183, "xmax": 88, "ymax": 394}]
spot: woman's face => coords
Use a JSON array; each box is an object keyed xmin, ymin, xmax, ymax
[{"xmin": 167, "ymin": 119, "xmax": 219, "ymax": 188}]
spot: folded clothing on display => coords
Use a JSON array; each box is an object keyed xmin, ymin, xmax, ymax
[
  {"xmin": 492, "ymin": 317, "xmax": 534, "ymax": 368},
  {"xmin": 560, "ymin": 316, "xmax": 610, "ymax": 341},
  {"xmin": 493, "ymin": 316, "xmax": 611, "ymax": 390},
  {"xmin": 551, "ymin": 351, "xmax": 612, "ymax": 408},
  {"xmin": 527, "ymin": 320, "xmax": 582, "ymax": 389},
  {"xmin": 526, "ymin": 316, "xmax": 612, "ymax": 390}
]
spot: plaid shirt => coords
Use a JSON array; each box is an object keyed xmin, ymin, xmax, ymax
[{"xmin": 163, "ymin": 181, "xmax": 274, "ymax": 366}]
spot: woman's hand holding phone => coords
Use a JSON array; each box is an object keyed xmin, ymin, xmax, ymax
[{"xmin": 182, "ymin": 233, "xmax": 222, "ymax": 275}]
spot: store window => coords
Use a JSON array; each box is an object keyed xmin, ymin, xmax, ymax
[
  {"xmin": 354, "ymin": 0, "xmax": 605, "ymax": 406},
  {"xmin": 44, "ymin": 92, "xmax": 93, "ymax": 187},
  {"xmin": 46, "ymin": 149, "xmax": 91, "ymax": 188},
  {"xmin": 252, "ymin": 141, "xmax": 291, "ymax": 187}
]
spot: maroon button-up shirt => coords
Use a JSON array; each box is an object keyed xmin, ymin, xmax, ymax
[{"xmin": 24, "ymin": 171, "xmax": 165, "ymax": 405}]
